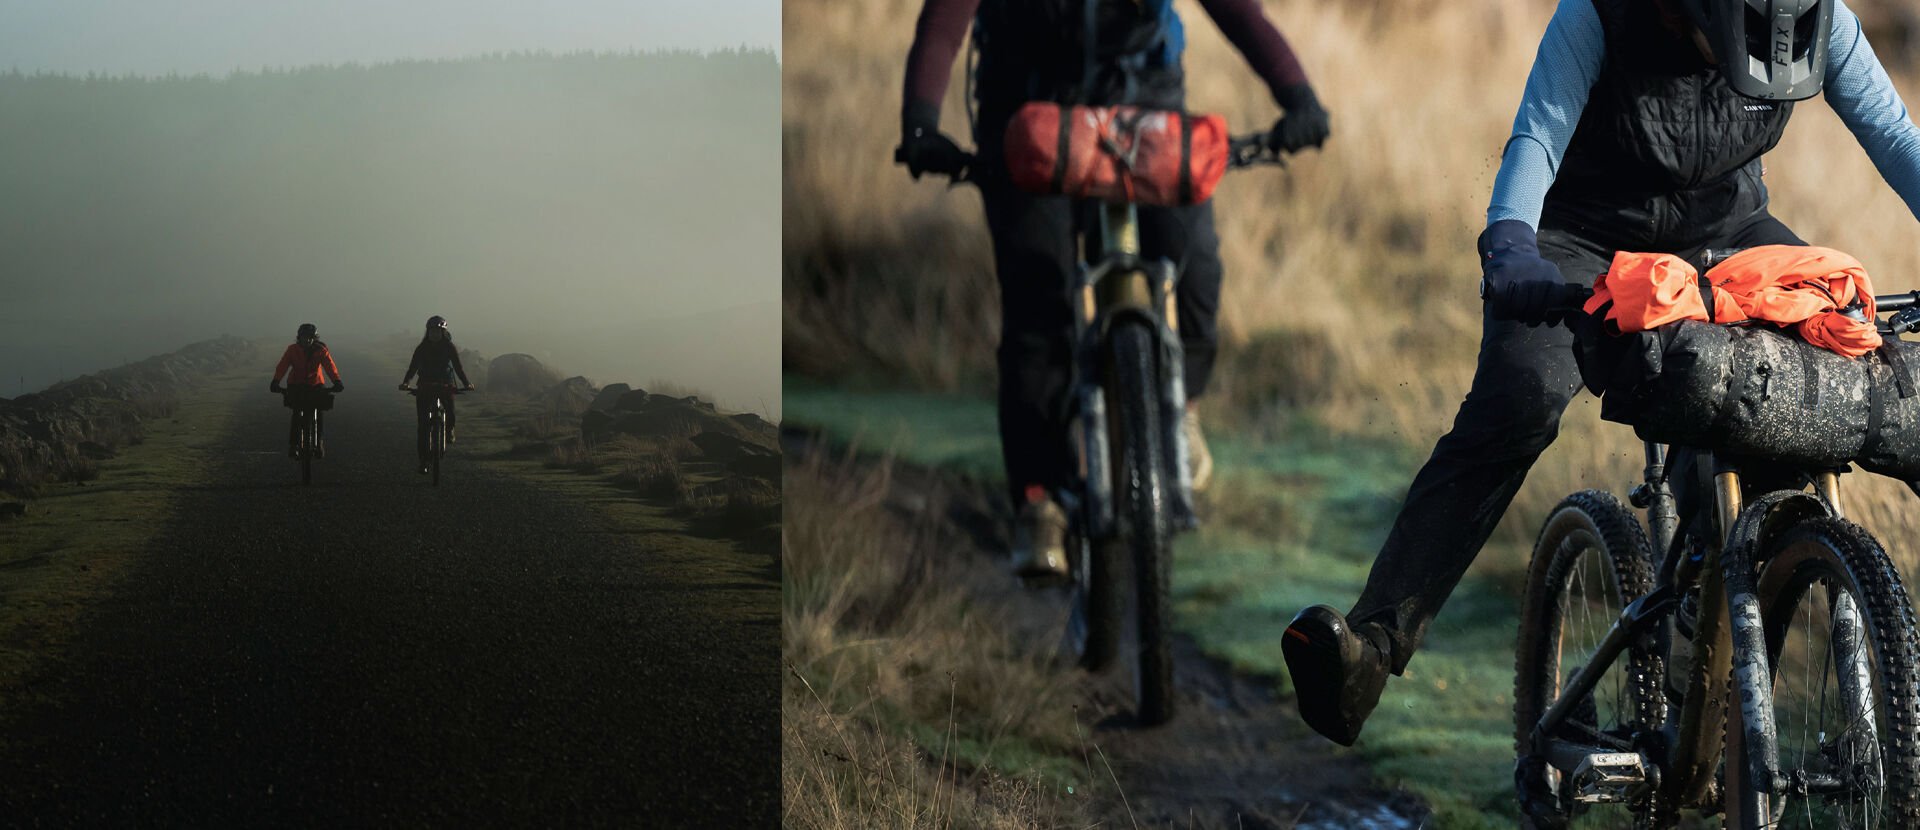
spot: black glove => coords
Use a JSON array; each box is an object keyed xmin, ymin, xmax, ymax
[
  {"xmin": 398, "ymin": 383, "xmax": 411, "ymax": 392},
  {"xmin": 1478, "ymin": 219, "xmax": 1568, "ymax": 326},
  {"xmin": 895, "ymin": 99, "xmax": 969, "ymax": 180},
  {"xmin": 1269, "ymin": 86, "xmax": 1331, "ymax": 154},
  {"xmin": 462, "ymin": 383, "xmax": 476, "ymax": 392},
  {"xmin": 331, "ymin": 381, "xmax": 345, "ymax": 393},
  {"xmin": 270, "ymin": 380, "xmax": 283, "ymax": 393}
]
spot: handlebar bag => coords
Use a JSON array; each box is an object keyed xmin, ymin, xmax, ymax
[
  {"xmin": 1003, "ymin": 102, "xmax": 1229, "ymax": 207},
  {"xmin": 1589, "ymin": 319, "xmax": 1920, "ymax": 480}
]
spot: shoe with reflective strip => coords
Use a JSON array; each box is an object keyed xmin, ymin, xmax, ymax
[{"xmin": 1282, "ymin": 605, "xmax": 1391, "ymax": 747}]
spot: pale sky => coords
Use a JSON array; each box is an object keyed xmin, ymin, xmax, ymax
[{"xmin": 0, "ymin": 0, "xmax": 780, "ymax": 76}]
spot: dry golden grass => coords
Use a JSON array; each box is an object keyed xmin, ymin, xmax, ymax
[
  {"xmin": 783, "ymin": 449, "xmax": 1102, "ymax": 829},
  {"xmin": 784, "ymin": 0, "xmax": 1920, "ymax": 564}
]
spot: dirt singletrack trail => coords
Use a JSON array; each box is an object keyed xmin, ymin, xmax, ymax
[
  {"xmin": 0, "ymin": 350, "xmax": 778, "ymax": 826},
  {"xmin": 807, "ymin": 436, "xmax": 1429, "ymax": 829}
]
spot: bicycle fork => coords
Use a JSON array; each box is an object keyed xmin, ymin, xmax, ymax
[{"xmin": 1072, "ymin": 202, "xmax": 1194, "ymax": 539}]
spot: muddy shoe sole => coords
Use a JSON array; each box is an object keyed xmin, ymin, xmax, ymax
[{"xmin": 1282, "ymin": 611, "xmax": 1371, "ymax": 748}]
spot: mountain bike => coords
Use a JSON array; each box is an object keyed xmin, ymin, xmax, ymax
[
  {"xmin": 402, "ymin": 383, "xmax": 469, "ymax": 486},
  {"xmin": 279, "ymin": 385, "xmax": 334, "ymax": 486},
  {"xmin": 907, "ymin": 132, "xmax": 1288, "ymax": 726},
  {"xmin": 1489, "ymin": 276, "xmax": 1920, "ymax": 827}
]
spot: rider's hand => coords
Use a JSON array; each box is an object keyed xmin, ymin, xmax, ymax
[
  {"xmin": 398, "ymin": 383, "xmax": 411, "ymax": 392},
  {"xmin": 1268, "ymin": 86, "xmax": 1331, "ymax": 154},
  {"xmin": 1478, "ymin": 219, "xmax": 1567, "ymax": 326},
  {"xmin": 462, "ymin": 384, "xmax": 475, "ymax": 392},
  {"xmin": 331, "ymin": 381, "xmax": 345, "ymax": 393},
  {"xmin": 895, "ymin": 100, "xmax": 968, "ymax": 180},
  {"xmin": 269, "ymin": 380, "xmax": 282, "ymax": 393}
]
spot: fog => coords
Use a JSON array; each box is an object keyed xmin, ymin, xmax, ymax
[
  {"xmin": 0, "ymin": 0, "xmax": 780, "ymax": 76},
  {"xmin": 0, "ymin": 51, "xmax": 781, "ymax": 416}
]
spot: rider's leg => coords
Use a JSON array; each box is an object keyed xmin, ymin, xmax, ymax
[
  {"xmin": 980, "ymin": 175, "xmax": 1079, "ymax": 504},
  {"xmin": 1284, "ymin": 230, "xmax": 1609, "ymax": 745},
  {"xmin": 1137, "ymin": 202, "xmax": 1222, "ymax": 399},
  {"xmin": 1139, "ymin": 202, "xmax": 1222, "ymax": 490},
  {"xmin": 978, "ymin": 174, "xmax": 1079, "ymax": 575},
  {"xmin": 415, "ymin": 393, "xmax": 432, "ymax": 463},
  {"xmin": 1350, "ymin": 230, "xmax": 1609, "ymax": 669},
  {"xmin": 444, "ymin": 392, "xmax": 457, "ymax": 443}
]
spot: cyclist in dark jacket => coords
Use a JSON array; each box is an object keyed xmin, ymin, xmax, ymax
[
  {"xmin": 1283, "ymin": 0, "xmax": 1920, "ymax": 747},
  {"xmin": 398, "ymin": 315, "xmax": 474, "ymax": 474},
  {"xmin": 897, "ymin": 0, "xmax": 1331, "ymax": 578}
]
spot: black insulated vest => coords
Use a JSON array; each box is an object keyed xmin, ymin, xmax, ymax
[{"xmin": 1545, "ymin": 0, "xmax": 1796, "ymax": 247}]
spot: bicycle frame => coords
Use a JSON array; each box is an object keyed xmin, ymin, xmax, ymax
[
  {"xmin": 1523, "ymin": 440, "xmax": 1848, "ymax": 810},
  {"xmin": 1070, "ymin": 201, "xmax": 1193, "ymax": 540}
]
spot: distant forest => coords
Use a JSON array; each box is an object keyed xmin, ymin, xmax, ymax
[{"xmin": 0, "ymin": 50, "xmax": 781, "ymax": 408}]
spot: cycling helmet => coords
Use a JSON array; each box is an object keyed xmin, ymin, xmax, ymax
[
  {"xmin": 297, "ymin": 323, "xmax": 318, "ymax": 339},
  {"xmin": 1677, "ymin": 0, "xmax": 1831, "ymax": 100},
  {"xmin": 426, "ymin": 315, "xmax": 448, "ymax": 330}
]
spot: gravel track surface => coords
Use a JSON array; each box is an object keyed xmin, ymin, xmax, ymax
[{"xmin": 0, "ymin": 361, "xmax": 777, "ymax": 826}]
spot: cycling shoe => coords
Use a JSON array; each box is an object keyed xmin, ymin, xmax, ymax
[{"xmin": 1283, "ymin": 605, "xmax": 1391, "ymax": 746}]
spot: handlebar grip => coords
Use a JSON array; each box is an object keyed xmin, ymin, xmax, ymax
[{"xmin": 1482, "ymin": 280, "xmax": 1593, "ymax": 326}]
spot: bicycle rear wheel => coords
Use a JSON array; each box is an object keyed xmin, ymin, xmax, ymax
[
  {"xmin": 1107, "ymin": 318, "xmax": 1174, "ymax": 726},
  {"xmin": 1512, "ymin": 491, "xmax": 1664, "ymax": 829},
  {"xmin": 1723, "ymin": 516, "xmax": 1920, "ymax": 828}
]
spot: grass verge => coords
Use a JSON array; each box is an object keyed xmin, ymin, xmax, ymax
[{"xmin": 0, "ymin": 361, "xmax": 256, "ymax": 710}]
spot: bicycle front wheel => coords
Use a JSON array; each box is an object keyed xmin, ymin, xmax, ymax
[
  {"xmin": 1107, "ymin": 318, "xmax": 1174, "ymax": 726},
  {"xmin": 1724, "ymin": 516, "xmax": 1920, "ymax": 828},
  {"xmin": 431, "ymin": 410, "xmax": 443, "ymax": 486},
  {"xmin": 301, "ymin": 411, "xmax": 314, "ymax": 486},
  {"xmin": 1512, "ymin": 490, "xmax": 1664, "ymax": 829}
]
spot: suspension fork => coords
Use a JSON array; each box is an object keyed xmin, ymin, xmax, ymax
[{"xmin": 1668, "ymin": 466, "xmax": 1743, "ymax": 806}]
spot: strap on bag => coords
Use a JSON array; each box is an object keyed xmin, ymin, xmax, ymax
[
  {"xmin": 1051, "ymin": 104, "xmax": 1073, "ymax": 195},
  {"xmin": 1879, "ymin": 340, "xmax": 1917, "ymax": 399},
  {"xmin": 1177, "ymin": 112, "xmax": 1193, "ymax": 205},
  {"xmin": 1697, "ymin": 274, "xmax": 1717, "ymax": 323}
]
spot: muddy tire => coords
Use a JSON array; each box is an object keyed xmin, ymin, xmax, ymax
[
  {"xmin": 1722, "ymin": 516, "xmax": 1920, "ymax": 828},
  {"xmin": 1108, "ymin": 319, "xmax": 1174, "ymax": 726},
  {"xmin": 1512, "ymin": 491, "xmax": 1666, "ymax": 829}
]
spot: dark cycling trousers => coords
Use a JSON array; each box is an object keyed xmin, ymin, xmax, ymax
[
  {"xmin": 415, "ymin": 390, "xmax": 457, "ymax": 460},
  {"xmin": 1350, "ymin": 212, "xmax": 1806, "ymax": 673},
  {"xmin": 978, "ymin": 174, "xmax": 1224, "ymax": 503}
]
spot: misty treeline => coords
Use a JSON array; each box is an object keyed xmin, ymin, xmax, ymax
[{"xmin": 0, "ymin": 49, "xmax": 780, "ymax": 414}]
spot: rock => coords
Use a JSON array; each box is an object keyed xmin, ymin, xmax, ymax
[
  {"xmin": 589, "ymin": 383, "xmax": 632, "ymax": 413},
  {"xmin": 728, "ymin": 454, "xmax": 782, "ymax": 481},
  {"xmin": 540, "ymin": 376, "xmax": 597, "ymax": 417},
  {"xmin": 690, "ymin": 431, "xmax": 779, "ymax": 465},
  {"xmin": 487, "ymin": 354, "xmax": 561, "ymax": 397},
  {"xmin": 613, "ymin": 389, "xmax": 651, "ymax": 412},
  {"xmin": 581, "ymin": 408, "xmax": 615, "ymax": 445}
]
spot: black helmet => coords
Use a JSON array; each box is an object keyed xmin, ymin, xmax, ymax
[
  {"xmin": 1678, "ymin": 0, "xmax": 1831, "ymax": 101},
  {"xmin": 426, "ymin": 315, "xmax": 448, "ymax": 330},
  {"xmin": 297, "ymin": 323, "xmax": 318, "ymax": 339}
]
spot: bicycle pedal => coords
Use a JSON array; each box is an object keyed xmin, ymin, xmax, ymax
[{"xmin": 1570, "ymin": 752, "xmax": 1650, "ymax": 804}]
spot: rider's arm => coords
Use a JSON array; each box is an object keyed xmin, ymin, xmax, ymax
[
  {"xmin": 272, "ymin": 345, "xmax": 295, "ymax": 384},
  {"xmin": 320, "ymin": 349, "xmax": 342, "ymax": 384},
  {"xmin": 1824, "ymin": 0, "xmax": 1920, "ymax": 222},
  {"xmin": 450, "ymin": 349, "xmax": 471, "ymax": 386},
  {"xmin": 1194, "ymin": 0, "xmax": 1313, "ymax": 109},
  {"xmin": 401, "ymin": 346, "xmax": 419, "ymax": 385},
  {"xmin": 901, "ymin": 0, "xmax": 983, "ymax": 130},
  {"xmin": 1485, "ymin": 0, "xmax": 1606, "ymax": 230}
]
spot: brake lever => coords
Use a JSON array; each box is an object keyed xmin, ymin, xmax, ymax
[{"xmin": 1890, "ymin": 306, "xmax": 1920, "ymax": 337}]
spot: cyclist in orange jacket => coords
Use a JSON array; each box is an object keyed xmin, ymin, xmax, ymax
[{"xmin": 270, "ymin": 323, "xmax": 344, "ymax": 458}]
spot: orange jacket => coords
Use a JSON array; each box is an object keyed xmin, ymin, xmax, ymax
[
  {"xmin": 274, "ymin": 342, "xmax": 342, "ymax": 387},
  {"xmin": 1583, "ymin": 245, "xmax": 1881, "ymax": 357}
]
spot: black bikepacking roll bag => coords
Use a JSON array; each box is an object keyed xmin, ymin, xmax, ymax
[{"xmin": 1583, "ymin": 319, "xmax": 1920, "ymax": 481}]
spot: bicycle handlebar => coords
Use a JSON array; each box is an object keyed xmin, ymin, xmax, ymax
[{"xmin": 899, "ymin": 128, "xmax": 1293, "ymax": 184}]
